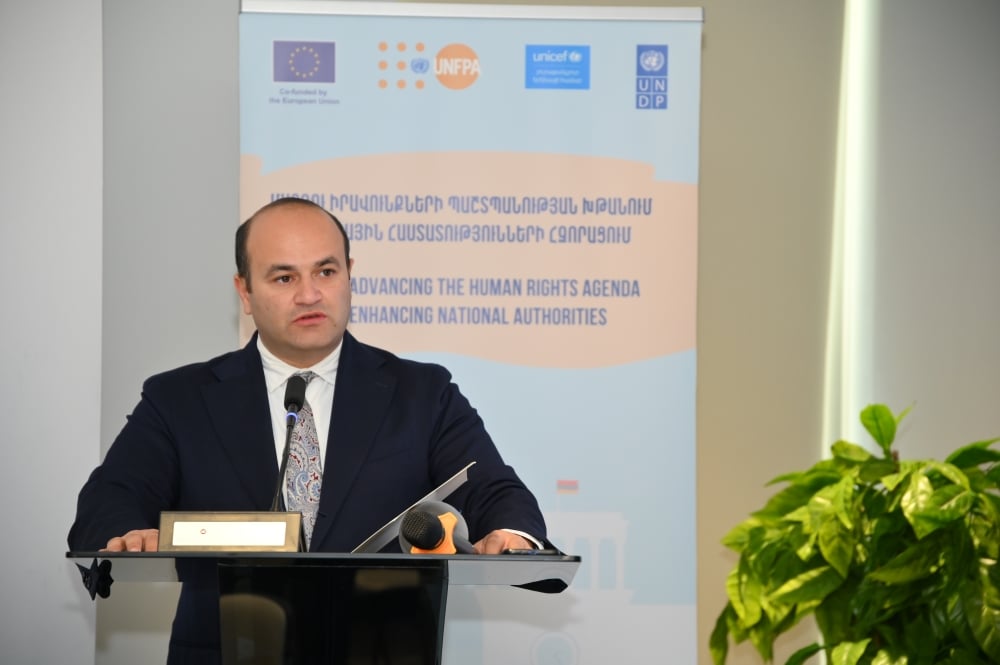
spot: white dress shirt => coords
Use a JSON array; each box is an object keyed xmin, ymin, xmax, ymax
[{"xmin": 258, "ymin": 336, "xmax": 341, "ymax": 483}]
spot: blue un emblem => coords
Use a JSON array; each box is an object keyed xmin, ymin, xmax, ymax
[{"xmin": 635, "ymin": 44, "xmax": 668, "ymax": 110}]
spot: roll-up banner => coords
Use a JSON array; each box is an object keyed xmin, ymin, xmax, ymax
[{"xmin": 240, "ymin": 2, "xmax": 702, "ymax": 661}]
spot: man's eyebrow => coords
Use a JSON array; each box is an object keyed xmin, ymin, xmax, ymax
[
  {"xmin": 264, "ymin": 263, "xmax": 295, "ymax": 276},
  {"xmin": 314, "ymin": 256, "xmax": 340, "ymax": 268},
  {"xmin": 263, "ymin": 257, "xmax": 340, "ymax": 276}
]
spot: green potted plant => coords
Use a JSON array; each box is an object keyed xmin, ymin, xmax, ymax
[{"xmin": 710, "ymin": 404, "xmax": 1000, "ymax": 665}]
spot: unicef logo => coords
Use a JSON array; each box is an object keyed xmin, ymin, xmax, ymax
[
  {"xmin": 638, "ymin": 49, "xmax": 665, "ymax": 73},
  {"xmin": 569, "ymin": 50, "xmax": 583, "ymax": 63}
]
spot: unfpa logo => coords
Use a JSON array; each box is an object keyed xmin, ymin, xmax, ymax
[{"xmin": 435, "ymin": 44, "xmax": 480, "ymax": 90}]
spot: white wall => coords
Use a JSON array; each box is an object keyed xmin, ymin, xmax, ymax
[
  {"xmin": 863, "ymin": 0, "xmax": 1000, "ymax": 456},
  {"xmin": 96, "ymin": 0, "xmax": 241, "ymax": 662},
  {"xmin": 0, "ymin": 1, "xmax": 103, "ymax": 663}
]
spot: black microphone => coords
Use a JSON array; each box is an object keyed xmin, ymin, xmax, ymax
[
  {"xmin": 269, "ymin": 375, "xmax": 308, "ymax": 512},
  {"xmin": 399, "ymin": 503, "xmax": 475, "ymax": 554},
  {"xmin": 284, "ymin": 375, "xmax": 307, "ymax": 420}
]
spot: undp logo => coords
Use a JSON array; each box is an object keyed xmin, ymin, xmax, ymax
[{"xmin": 635, "ymin": 44, "xmax": 668, "ymax": 110}]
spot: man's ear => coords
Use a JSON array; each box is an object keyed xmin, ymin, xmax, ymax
[{"xmin": 233, "ymin": 274, "xmax": 253, "ymax": 316}]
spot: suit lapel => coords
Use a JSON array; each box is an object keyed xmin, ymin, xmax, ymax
[
  {"xmin": 311, "ymin": 332, "xmax": 395, "ymax": 548},
  {"xmin": 202, "ymin": 338, "xmax": 277, "ymax": 510}
]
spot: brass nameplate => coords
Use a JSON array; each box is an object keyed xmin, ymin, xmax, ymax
[{"xmin": 158, "ymin": 511, "xmax": 301, "ymax": 552}]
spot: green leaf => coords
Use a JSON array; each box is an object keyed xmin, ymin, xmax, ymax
[
  {"xmin": 830, "ymin": 639, "xmax": 871, "ymax": 665},
  {"xmin": 757, "ymin": 469, "xmax": 845, "ymax": 519},
  {"xmin": 870, "ymin": 649, "xmax": 907, "ymax": 665},
  {"xmin": 986, "ymin": 465, "xmax": 1000, "ymax": 490},
  {"xmin": 785, "ymin": 505, "xmax": 812, "ymax": 524},
  {"xmin": 796, "ymin": 528, "xmax": 818, "ymax": 560},
  {"xmin": 963, "ymin": 467, "xmax": 991, "ymax": 493},
  {"xmin": 767, "ymin": 459, "xmax": 842, "ymax": 486},
  {"xmin": 709, "ymin": 604, "xmax": 734, "ymax": 665},
  {"xmin": 769, "ymin": 565, "xmax": 844, "ymax": 607},
  {"xmin": 818, "ymin": 475, "xmax": 858, "ymax": 531},
  {"xmin": 882, "ymin": 461, "xmax": 921, "ymax": 492},
  {"xmin": 832, "ymin": 440, "xmax": 873, "ymax": 464},
  {"xmin": 747, "ymin": 614, "xmax": 778, "ymax": 662},
  {"xmin": 940, "ymin": 648, "xmax": 995, "ymax": 665},
  {"xmin": 900, "ymin": 470, "xmax": 974, "ymax": 539},
  {"xmin": 972, "ymin": 496, "xmax": 1000, "ymax": 559},
  {"xmin": 867, "ymin": 537, "xmax": 942, "ymax": 584},
  {"xmin": 861, "ymin": 404, "xmax": 897, "ymax": 455},
  {"xmin": 901, "ymin": 472, "xmax": 935, "ymax": 534},
  {"xmin": 721, "ymin": 519, "xmax": 761, "ymax": 552},
  {"xmin": 768, "ymin": 470, "xmax": 806, "ymax": 485},
  {"xmin": 726, "ymin": 562, "xmax": 763, "ymax": 626},
  {"xmin": 747, "ymin": 536, "xmax": 810, "ymax": 588},
  {"xmin": 725, "ymin": 602, "xmax": 750, "ymax": 643},
  {"xmin": 900, "ymin": 610, "xmax": 939, "ymax": 660},
  {"xmin": 859, "ymin": 458, "xmax": 899, "ymax": 483},
  {"xmin": 905, "ymin": 483, "xmax": 975, "ymax": 539},
  {"xmin": 815, "ymin": 577, "xmax": 860, "ymax": 645},
  {"xmin": 945, "ymin": 438, "xmax": 1000, "ymax": 468},
  {"xmin": 925, "ymin": 461, "xmax": 972, "ymax": 491},
  {"xmin": 785, "ymin": 643, "xmax": 823, "ymax": 665},
  {"xmin": 818, "ymin": 515, "xmax": 856, "ymax": 578},
  {"xmin": 963, "ymin": 563, "xmax": 1000, "ymax": 661}
]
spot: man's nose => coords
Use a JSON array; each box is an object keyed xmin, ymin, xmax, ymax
[{"xmin": 294, "ymin": 277, "xmax": 322, "ymax": 303}]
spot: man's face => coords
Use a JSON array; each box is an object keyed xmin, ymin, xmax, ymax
[{"xmin": 234, "ymin": 205, "xmax": 353, "ymax": 368}]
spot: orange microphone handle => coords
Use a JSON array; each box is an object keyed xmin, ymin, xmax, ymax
[{"xmin": 409, "ymin": 511, "xmax": 459, "ymax": 554}]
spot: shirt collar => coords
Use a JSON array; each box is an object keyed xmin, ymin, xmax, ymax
[{"xmin": 257, "ymin": 335, "xmax": 342, "ymax": 396}]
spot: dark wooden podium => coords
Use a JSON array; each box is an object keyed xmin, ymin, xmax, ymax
[{"xmin": 67, "ymin": 551, "xmax": 579, "ymax": 665}]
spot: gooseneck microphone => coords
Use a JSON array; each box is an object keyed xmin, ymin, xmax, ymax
[
  {"xmin": 400, "ymin": 504, "xmax": 476, "ymax": 554},
  {"xmin": 269, "ymin": 375, "xmax": 308, "ymax": 512}
]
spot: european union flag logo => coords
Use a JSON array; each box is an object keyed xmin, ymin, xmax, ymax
[{"xmin": 273, "ymin": 41, "xmax": 336, "ymax": 83}]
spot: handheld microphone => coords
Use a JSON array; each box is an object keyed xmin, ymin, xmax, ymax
[
  {"xmin": 269, "ymin": 375, "xmax": 308, "ymax": 512},
  {"xmin": 399, "ymin": 501, "xmax": 475, "ymax": 554}
]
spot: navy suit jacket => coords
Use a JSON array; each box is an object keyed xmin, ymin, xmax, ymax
[{"xmin": 69, "ymin": 331, "xmax": 546, "ymax": 661}]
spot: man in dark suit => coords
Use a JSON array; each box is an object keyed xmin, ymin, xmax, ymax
[{"xmin": 69, "ymin": 197, "xmax": 547, "ymax": 663}]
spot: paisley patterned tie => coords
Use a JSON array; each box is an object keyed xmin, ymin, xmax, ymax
[{"xmin": 285, "ymin": 371, "xmax": 322, "ymax": 548}]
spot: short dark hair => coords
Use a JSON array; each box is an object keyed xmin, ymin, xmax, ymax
[{"xmin": 235, "ymin": 197, "xmax": 351, "ymax": 291}]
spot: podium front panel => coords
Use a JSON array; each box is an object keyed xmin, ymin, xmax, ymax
[{"xmin": 217, "ymin": 557, "xmax": 447, "ymax": 665}]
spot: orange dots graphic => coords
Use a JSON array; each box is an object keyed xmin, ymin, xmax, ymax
[{"xmin": 376, "ymin": 39, "xmax": 431, "ymax": 91}]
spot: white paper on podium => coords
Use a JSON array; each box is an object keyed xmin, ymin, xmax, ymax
[{"xmin": 351, "ymin": 461, "xmax": 475, "ymax": 553}]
